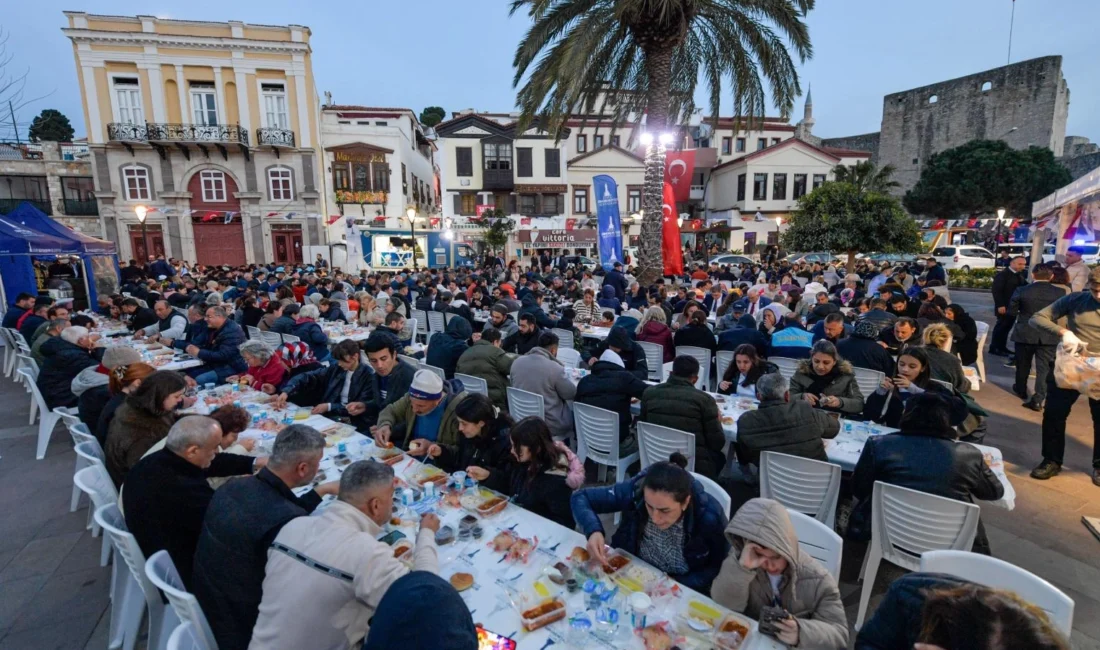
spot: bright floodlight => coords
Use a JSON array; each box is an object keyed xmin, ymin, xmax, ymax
[
  {"xmin": 658, "ymin": 133, "xmax": 675, "ymax": 145},
  {"xmin": 443, "ymin": 230, "xmax": 453, "ymax": 240},
  {"xmin": 134, "ymin": 205, "xmax": 148, "ymax": 222},
  {"xmin": 639, "ymin": 132, "xmax": 654, "ymax": 146},
  {"xmin": 997, "ymin": 208, "xmax": 1006, "ymax": 220}
]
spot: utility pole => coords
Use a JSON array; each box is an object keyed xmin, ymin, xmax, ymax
[
  {"xmin": 9, "ymin": 101, "xmax": 20, "ymax": 144},
  {"xmin": 1007, "ymin": 0, "xmax": 1016, "ymax": 65}
]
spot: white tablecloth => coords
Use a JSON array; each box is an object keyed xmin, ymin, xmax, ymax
[
  {"xmin": 322, "ymin": 324, "xmax": 374, "ymax": 344},
  {"xmin": 578, "ymin": 325, "xmax": 611, "ymax": 340},
  {"xmin": 104, "ymin": 336, "xmax": 203, "ymax": 372}
]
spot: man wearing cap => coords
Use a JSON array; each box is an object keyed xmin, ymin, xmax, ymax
[
  {"xmin": 372, "ymin": 369, "xmax": 471, "ymax": 451},
  {"xmin": 1029, "ymin": 266, "xmax": 1100, "ymax": 486}
]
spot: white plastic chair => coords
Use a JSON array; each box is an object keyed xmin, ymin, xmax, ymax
[
  {"xmin": 454, "ymin": 373, "xmax": 488, "ymax": 396},
  {"xmin": 690, "ymin": 471, "xmax": 731, "ymax": 519},
  {"xmin": 72, "ymin": 437, "xmax": 106, "ymax": 517},
  {"xmin": 398, "ymin": 354, "xmax": 419, "ymax": 368},
  {"xmin": 552, "ymin": 328, "xmax": 575, "ymax": 351},
  {"xmin": 556, "ymin": 347, "xmax": 581, "ymax": 368},
  {"xmin": 636, "ymin": 341, "xmax": 665, "ymax": 381},
  {"xmin": 637, "ymin": 421, "xmax": 696, "ymax": 472},
  {"xmin": 419, "ymin": 363, "xmax": 446, "ymax": 381},
  {"xmin": 281, "ymin": 333, "xmax": 300, "ymax": 344},
  {"xmin": 507, "ymin": 386, "xmax": 545, "ymax": 420},
  {"xmin": 19, "ymin": 367, "xmax": 65, "ymax": 459},
  {"xmin": 145, "ymin": 551, "xmax": 218, "ymax": 650},
  {"xmin": 1, "ymin": 327, "xmax": 16, "ymax": 377},
  {"xmin": 574, "ymin": 402, "xmax": 639, "ymax": 484},
  {"xmin": 855, "ymin": 481, "xmax": 981, "ymax": 628},
  {"xmin": 96, "ymin": 504, "xmax": 180, "ymax": 650},
  {"xmin": 929, "ymin": 378, "xmax": 954, "ymax": 391},
  {"xmin": 73, "ymin": 463, "xmax": 120, "ymax": 566},
  {"xmin": 852, "ymin": 368, "xmax": 884, "ymax": 399},
  {"xmin": 427, "ymin": 311, "xmax": 446, "ymax": 335},
  {"xmin": 412, "ymin": 309, "xmax": 430, "ymax": 342},
  {"xmin": 246, "ymin": 325, "xmax": 263, "ymax": 340},
  {"xmin": 770, "ymin": 357, "xmax": 801, "ymax": 381},
  {"xmin": 167, "ymin": 622, "xmax": 200, "ymax": 650},
  {"xmin": 675, "ymin": 346, "xmax": 712, "ymax": 391},
  {"xmin": 974, "ymin": 320, "xmax": 990, "ymax": 382},
  {"xmin": 759, "ymin": 452, "xmax": 843, "ymax": 528},
  {"xmin": 919, "ymin": 550, "xmax": 1074, "ymax": 637},
  {"xmin": 715, "ymin": 350, "xmax": 735, "ymax": 388},
  {"xmin": 260, "ymin": 331, "xmax": 283, "ymax": 349},
  {"xmin": 787, "ymin": 509, "xmax": 843, "ymax": 580}
]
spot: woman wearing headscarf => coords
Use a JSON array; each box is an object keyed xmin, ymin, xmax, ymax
[{"xmin": 944, "ymin": 304, "xmax": 979, "ymax": 366}]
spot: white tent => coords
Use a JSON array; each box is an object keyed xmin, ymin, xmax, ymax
[{"xmin": 1030, "ymin": 167, "xmax": 1100, "ymax": 258}]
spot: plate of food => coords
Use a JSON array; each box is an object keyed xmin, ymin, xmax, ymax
[
  {"xmin": 412, "ymin": 465, "xmax": 449, "ymax": 487},
  {"xmin": 375, "ymin": 448, "xmax": 405, "ymax": 466},
  {"xmin": 601, "ymin": 550, "xmax": 631, "ymax": 575},
  {"xmin": 720, "ymin": 416, "xmax": 735, "ymax": 425},
  {"xmin": 713, "ymin": 613, "xmax": 754, "ymax": 649},
  {"xmin": 460, "ymin": 488, "xmax": 509, "ymax": 517}
]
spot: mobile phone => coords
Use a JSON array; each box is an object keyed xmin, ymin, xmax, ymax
[
  {"xmin": 377, "ymin": 530, "xmax": 406, "ymax": 546},
  {"xmin": 476, "ymin": 627, "xmax": 517, "ymax": 650}
]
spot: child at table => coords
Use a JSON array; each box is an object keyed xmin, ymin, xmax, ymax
[
  {"xmin": 419, "ymin": 394, "xmax": 514, "ymax": 493},
  {"xmin": 504, "ymin": 417, "xmax": 583, "ymax": 529},
  {"xmin": 862, "ymin": 347, "xmax": 965, "ymax": 427}
]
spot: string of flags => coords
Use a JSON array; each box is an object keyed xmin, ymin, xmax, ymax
[{"xmin": 141, "ymin": 207, "xmax": 330, "ymax": 223}]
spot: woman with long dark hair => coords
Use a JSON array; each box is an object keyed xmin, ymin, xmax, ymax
[
  {"xmin": 862, "ymin": 347, "xmax": 960, "ymax": 427},
  {"xmin": 789, "ymin": 340, "xmax": 865, "ymax": 415},
  {"xmin": 104, "ymin": 370, "xmax": 190, "ymax": 487},
  {"xmin": 717, "ymin": 344, "xmax": 778, "ymax": 397},
  {"xmin": 502, "ymin": 417, "xmax": 583, "ymax": 529},
  {"xmin": 422, "ymin": 394, "xmax": 515, "ymax": 492},
  {"xmin": 570, "ymin": 452, "xmax": 730, "ymax": 594}
]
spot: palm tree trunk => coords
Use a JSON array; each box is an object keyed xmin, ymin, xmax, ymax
[{"xmin": 636, "ymin": 47, "xmax": 674, "ymax": 286}]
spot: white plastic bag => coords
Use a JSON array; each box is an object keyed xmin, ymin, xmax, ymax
[{"xmin": 1054, "ymin": 345, "xmax": 1100, "ymax": 399}]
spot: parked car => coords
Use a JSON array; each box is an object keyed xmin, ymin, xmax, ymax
[
  {"xmin": 711, "ymin": 254, "xmax": 755, "ymax": 266},
  {"xmin": 863, "ymin": 252, "xmax": 924, "ymax": 264},
  {"xmin": 995, "ymin": 243, "xmax": 1056, "ymax": 264},
  {"xmin": 931, "ymin": 245, "xmax": 996, "ymax": 271},
  {"xmin": 783, "ymin": 252, "xmax": 839, "ymax": 265},
  {"xmin": 1070, "ymin": 243, "xmax": 1100, "ymax": 264},
  {"xmin": 563, "ymin": 255, "xmax": 599, "ymax": 270}
]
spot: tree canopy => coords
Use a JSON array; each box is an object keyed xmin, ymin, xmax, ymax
[
  {"xmin": 483, "ymin": 212, "xmax": 514, "ymax": 252},
  {"xmin": 418, "ymin": 106, "xmax": 446, "ymax": 127},
  {"xmin": 902, "ymin": 139, "xmax": 1071, "ymax": 219},
  {"xmin": 28, "ymin": 109, "xmax": 75, "ymax": 143},
  {"xmin": 832, "ymin": 160, "xmax": 898, "ymax": 195},
  {"xmin": 783, "ymin": 181, "xmax": 921, "ymax": 270}
]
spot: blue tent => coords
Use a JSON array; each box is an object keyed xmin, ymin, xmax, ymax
[{"xmin": 5, "ymin": 203, "xmax": 116, "ymax": 254}]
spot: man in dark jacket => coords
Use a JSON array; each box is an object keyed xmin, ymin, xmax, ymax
[
  {"xmin": 989, "ymin": 256, "xmax": 1027, "ymax": 356},
  {"xmin": 855, "ymin": 573, "xmax": 971, "ymax": 650},
  {"xmin": 483, "ymin": 304, "xmax": 519, "ymax": 340},
  {"xmin": 640, "ymin": 355, "xmax": 725, "ymax": 479},
  {"xmin": 518, "ymin": 291, "xmax": 559, "ymax": 329},
  {"xmin": 856, "ymin": 298, "xmax": 897, "ymax": 334},
  {"xmin": 18, "ymin": 297, "xmax": 52, "ymax": 343},
  {"xmin": 587, "ymin": 325, "xmax": 649, "ymax": 381},
  {"xmin": 3, "ymin": 292, "xmax": 35, "ymax": 329},
  {"xmin": 923, "ymin": 256, "xmax": 947, "ymax": 285},
  {"xmin": 502, "ymin": 312, "xmax": 542, "ymax": 355},
  {"xmin": 37, "ymin": 326, "xmax": 103, "ymax": 409},
  {"xmin": 186, "ymin": 305, "xmax": 248, "ymax": 384},
  {"xmin": 363, "ymin": 332, "xmax": 417, "ymax": 424},
  {"xmin": 838, "ymin": 319, "xmax": 896, "ymax": 377},
  {"xmin": 735, "ymin": 372, "xmax": 839, "ymax": 468},
  {"xmin": 123, "ymin": 416, "xmax": 256, "ymax": 588},
  {"xmin": 811, "ymin": 312, "xmax": 851, "ymax": 344},
  {"xmin": 425, "ymin": 315, "xmax": 471, "ymax": 379},
  {"xmin": 363, "ymin": 572, "xmax": 478, "ymax": 650},
  {"xmin": 455, "ymin": 329, "xmax": 513, "ymax": 409},
  {"xmin": 877, "ymin": 317, "xmax": 920, "ymax": 357},
  {"xmin": 1010, "ymin": 264, "xmax": 1065, "ymax": 410},
  {"xmin": 575, "ymin": 348, "xmax": 649, "ymax": 449},
  {"xmin": 121, "ymin": 297, "xmax": 158, "ymax": 333},
  {"xmin": 270, "ymin": 302, "xmax": 299, "ymax": 334},
  {"xmin": 192, "ymin": 425, "xmax": 337, "ymax": 650},
  {"xmin": 275, "ymin": 339, "xmax": 374, "ymax": 427},
  {"xmin": 717, "ymin": 314, "xmax": 768, "ymax": 357}
]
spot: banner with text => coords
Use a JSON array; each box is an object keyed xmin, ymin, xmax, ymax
[{"xmin": 593, "ymin": 174, "xmax": 624, "ymax": 269}]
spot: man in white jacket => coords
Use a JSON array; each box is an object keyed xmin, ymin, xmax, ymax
[
  {"xmin": 249, "ymin": 461, "xmax": 440, "ymax": 650},
  {"xmin": 136, "ymin": 300, "xmax": 187, "ymax": 341}
]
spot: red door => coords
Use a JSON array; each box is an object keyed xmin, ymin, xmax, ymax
[
  {"xmin": 192, "ymin": 219, "xmax": 247, "ymax": 267},
  {"xmin": 188, "ymin": 170, "xmax": 246, "ymax": 264},
  {"xmin": 272, "ymin": 228, "xmax": 303, "ymax": 265},
  {"xmin": 130, "ymin": 229, "xmax": 165, "ymax": 260}
]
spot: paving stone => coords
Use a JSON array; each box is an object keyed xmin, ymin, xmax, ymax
[
  {"xmin": 0, "ymin": 574, "xmax": 48, "ymax": 636},
  {"xmin": 0, "ymin": 533, "xmax": 81, "ymax": 584},
  {"xmin": 6, "ymin": 566, "xmax": 111, "ymax": 634}
]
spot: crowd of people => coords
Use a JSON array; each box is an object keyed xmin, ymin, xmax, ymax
[{"xmin": 4, "ymin": 246, "xmax": 1083, "ymax": 650}]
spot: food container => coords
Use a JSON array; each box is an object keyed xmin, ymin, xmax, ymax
[
  {"xmin": 392, "ymin": 540, "xmax": 414, "ymax": 560},
  {"xmin": 713, "ymin": 613, "xmax": 753, "ymax": 650},
  {"xmin": 520, "ymin": 599, "xmax": 566, "ymax": 631},
  {"xmin": 608, "ymin": 551, "xmax": 672, "ymax": 596},
  {"xmin": 332, "ymin": 453, "xmax": 351, "ymax": 467},
  {"xmin": 413, "ymin": 465, "xmax": 448, "ymax": 488},
  {"xmin": 435, "ymin": 525, "xmax": 456, "ymax": 546},
  {"xmin": 601, "ymin": 551, "xmax": 632, "ymax": 575},
  {"xmin": 681, "ymin": 599, "xmax": 722, "ymax": 633},
  {"xmin": 376, "ymin": 449, "xmax": 405, "ymax": 466},
  {"xmin": 460, "ymin": 488, "xmax": 510, "ymax": 518}
]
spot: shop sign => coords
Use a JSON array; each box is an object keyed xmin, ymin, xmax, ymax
[{"xmin": 515, "ymin": 229, "xmax": 597, "ymax": 246}]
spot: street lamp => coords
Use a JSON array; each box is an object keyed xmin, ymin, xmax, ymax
[
  {"xmin": 405, "ymin": 206, "xmax": 421, "ymax": 270},
  {"xmin": 442, "ymin": 217, "xmax": 454, "ymax": 241},
  {"xmin": 134, "ymin": 205, "xmax": 149, "ymax": 260},
  {"xmin": 996, "ymin": 207, "xmax": 1007, "ymax": 247}
]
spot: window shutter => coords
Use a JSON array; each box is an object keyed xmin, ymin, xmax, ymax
[
  {"xmin": 456, "ymin": 147, "xmax": 472, "ymax": 177},
  {"xmin": 544, "ymin": 149, "xmax": 560, "ymax": 177},
  {"xmin": 517, "ymin": 148, "xmax": 533, "ymax": 178},
  {"xmin": 508, "ymin": 195, "xmax": 517, "ymax": 215},
  {"xmin": 453, "ymin": 194, "xmax": 462, "ymax": 215}
]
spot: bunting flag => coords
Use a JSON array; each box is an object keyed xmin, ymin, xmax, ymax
[
  {"xmin": 521, "ymin": 217, "xmax": 531, "ymax": 226},
  {"xmin": 565, "ymin": 218, "xmax": 576, "ymax": 231},
  {"xmin": 223, "ymin": 211, "xmax": 237, "ymax": 224},
  {"xmin": 430, "ymin": 217, "xmax": 440, "ymax": 227},
  {"xmin": 267, "ymin": 212, "xmax": 279, "ymax": 217},
  {"xmin": 326, "ymin": 214, "xmax": 342, "ymax": 225},
  {"xmin": 201, "ymin": 212, "xmax": 218, "ymax": 222},
  {"xmin": 967, "ymin": 217, "xmax": 979, "ymax": 228},
  {"xmin": 1062, "ymin": 206, "xmax": 1083, "ymax": 240},
  {"xmin": 661, "ymin": 182, "xmax": 683, "ymax": 276},
  {"xmin": 932, "ymin": 219, "xmax": 946, "ymax": 230},
  {"xmin": 181, "ymin": 209, "xmax": 193, "ymax": 217}
]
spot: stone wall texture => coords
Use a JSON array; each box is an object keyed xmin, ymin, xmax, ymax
[
  {"xmin": 820, "ymin": 132, "xmax": 881, "ymax": 164},
  {"xmin": 877, "ymin": 55, "xmax": 1069, "ymax": 195}
]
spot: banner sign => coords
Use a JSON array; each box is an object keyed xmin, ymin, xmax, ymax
[
  {"xmin": 515, "ymin": 229, "xmax": 597, "ymax": 246},
  {"xmin": 593, "ymin": 174, "xmax": 624, "ymax": 269}
]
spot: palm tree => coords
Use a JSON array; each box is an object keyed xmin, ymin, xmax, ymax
[
  {"xmin": 831, "ymin": 160, "xmax": 899, "ymax": 195},
  {"xmin": 510, "ymin": 0, "xmax": 814, "ymax": 283}
]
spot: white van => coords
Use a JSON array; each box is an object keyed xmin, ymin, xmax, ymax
[
  {"xmin": 996, "ymin": 243, "xmax": 1056, "ymax": 264},
  {"xmin": 931, "ymin": 245, "xmax": 996, "ymax": 271}
]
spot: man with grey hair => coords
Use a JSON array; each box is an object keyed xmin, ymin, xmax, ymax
[
  {"xmin": 123, "ymin": 416, "xmax": 258, "ymax": 588},
  {"xmin": 186, "ymin": 304, "xmax": 248, "ymax": 386},
  {"xmin": 290, "ymin": 302, "xmax": 333, "ymax": 363},
  {"xmin": 37, "ymin": 324, "xmax": 103, "ymax": 409},
  {"xmin": 193, "ymin": 424, "xmax": 340, "ymax": 650},
  {"xmin": 135, "ymin": 299, "xmax": 187, "ymax": 342},
  {"xmin": 734, "ymin": 372, "xmax": 840, "ymax": 471},
  {"xmin": 251, "ymin": 461, "xmax": 440, "ymax": 648}
]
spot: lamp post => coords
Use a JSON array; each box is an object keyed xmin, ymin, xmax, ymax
[
  {"xmin": 405, "ymin": 206, "xmax": 421, "ymax": 270},
  {"xmin": 996, "ymin": 207, "xmax": 1007, "ymax": 247},
  {"xmin": 134, "ymin": 205, "xmax": 149, "ymax": 261}
]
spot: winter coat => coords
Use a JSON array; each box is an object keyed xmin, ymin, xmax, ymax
[
  {"xmin": 505, "ymin": 444, "xmax": 584, "ymax": 529},
  {"xmin": 598, "ymin": 285, "xmax": 622, "ymax": 315},
  {"xmin": 250, "ymin": 501, "xmax": 439, "ymax": 650},
  {"xmin": 837, "ymin": 335, "xmax": 895, "ymax": 377},
  {"xmin": 768, "ymin": 325, "xmax": 815, "ymax": 359},
  {"xmin": 192, "ymin": 320, "xmax": 249, "ymax": 382},
  {"xmin": 257, "ymin": 312, "xmax": 279, "ymax": 332},
  {"xmin": 365, "ymin": 360, "xmax": 416, "ymax": 425},
  {"xmin": 77, "ymin": 383, "xmax": 110, "ymax": 435},
  {"xmin": 575, "ymin": 360, "xmax": 649, "ymax": 440},
  {"xmin": 862, "ymin": 382, "xmax": 965, "ymax": 428},
  {"xmin": 193, "ymin": 468, "xmax": 323, "ymax": 650},
  {"xmin": 603, "ymin": 269, "xmax": 628, "ymax": 301},
  {"xmin": 854, "ymin": 573, "xmax": 970, "ymax": 650},
  {"xmin": 789, "ymin": 359, "xmax": 865, "ymax": 415},
  {"xmin": 810, "ymin": 320, "xmax": 852, "ymax": 344},
  {"xmin": 122, "ymin": 448, "xmax": 254, "ymax": 589},
  {"xmin": 673, "ymin": 322, "xmax": 718, "ymax": 355},
  {"xmin": 282, "ymin": 360, "xmax": 373, "ymax": 419},
  {"xmin": 924, "ymin": 346, "xmax": 970, "ymax": 394},
  {"xmin": 105, "ymin": 400, "xmax": 178, "ymax": 487},
  {"xmin": 18, "ymin": 313, "xmax": 46, "ymax": 343},
  {"xmin": 291, "ymin": 318, "xmax": 332, "ymax": 363},
  {"xmin": 2, "ymin": 305, "xmax": 26, "ymax": 329},
  {"xmin": 509, "ymin": 347, "xmax": 576, "ymax": 439},
  {"xmin": 270, "ymin": 315, "xmax": 296, "ymax": 335},
  {"xmin": 571, "ymin": 468, "xmax": 730, "ymax": 594},
  {"xmin": 992, "ymin": 267, "xmax": 1027, "ymax": 311},
  {"xmin": 877, "ymin": 326, "xmax": 919, "ymax": 357},
  {"xmin": 518, "ymin": 293, "xmax": 559, "ymax": 329},
  {"xmin": 377, "ymin": 381, "xmax": 471, "ymax": 449},
  {"xmin": 502, "ymin": 326, "xmax": 541, "ymax": 356},
  {"xmin": 425, "ymin": 315, "xmax": 471, "ymax": 379},
  {"xmin": 856, "ymin": 308, "xmax": 897, "ymax": 335},
  {"xmin": 484, "ymin": 314, "xmax": 520, "ymax": 341},
  {"xmin": 637, "ymin": 320, "xmax": 675, "ymax": 362},
  {"xmin": 240, "ymin": 354, "xmax": 288, "ymax": 392},
  {"xmin": 1011, "ymin": 281, "xmax": 1064, "ymax": 346},
  {"xmin": 711, "ymin": 499, "xmax": 849, "ymax": 650},
  {"xmin": 587, "ymin": 326, "xmax": 650, "ymax": 381},
  {"xmin": 362, "ymin": 572, "xmax": 477, "ymax": 650},
  {"xmin": 640, "ymin": 375, "xmax": 725, "ymax": 479},
  {"xmin": 36, "ymin": 337, "xmax": 102, "ymax": 409},
  {"xmin": 735, "ymin": 398, "xmax": 840, "ymax": 467},
  {"xmin": 96, "ymin": 392, "xmax": 127, "ymax": 446},
  {"xmin": 455, "ymin": 340, "xmax": 514, "ymax": 409},
  {"xmin": 717, "ymin": 315, "xmax": 769, "ymax": 358},
  {"xmin": 436, "ymin": 427, "xmax": 514, "ymax": 493}
]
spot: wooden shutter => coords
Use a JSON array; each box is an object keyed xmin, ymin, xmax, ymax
[
  {"xmin": 544, "ymin": 149, "xmax": 560, "ymax": 177},
  {"xmin": 453, "ymin": 194, "xmax": 463, "ymax": 214},
  {"xmin": 517, "ymin": 148, "xmax": 533, "ymax": 178},
  {"xmin": 456, "ymin": 147, "xmax": 472, "ymax": 177}
]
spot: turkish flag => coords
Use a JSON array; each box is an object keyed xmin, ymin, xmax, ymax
[
  {"xmin": 202, "ymin": 212, "xmax": 218, "ymax": 222},
  {"xmin": 565, "ymin": 218, "xmax": 576, "ymax": 231},
  {"xmin": 664, "ymin": 150, "xmax": 696, "ymax": 202},
  {"xmin": 1063, "ymin": 206, "xmax": 1083, "ymax": 240},
  {"xmin": 661, "ymin": 182, "xmax": 683, "ymax": 276},
  {"xmin": 326, "ymin": 215, "xmax": 342, "ymax": 225}
]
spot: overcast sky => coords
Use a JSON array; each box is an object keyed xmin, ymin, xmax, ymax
[{"xmin": 3, "ymin": 0, "xmax": 1097, "ymax": 143}]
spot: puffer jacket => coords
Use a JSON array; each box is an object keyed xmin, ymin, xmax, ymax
[
  {"xmin": 484, "ymin": 313, "xmax": 519, "ymax": 341},
  {"xmin": 105, "ymin": 401, "xmax": 178, "ymax": 487},
  {"xmin": 71, "ymin": 364, "xmax": 108, "ymax": 398},
  {"xmin": 425, "ymin": 315, "xmax": 471, "ymax": 379},
  {"xmin": 597, "ymin": 285, "xmax": 622, "ymax": 315},
  {"xmin": 193, "ymin": 320, "xmax": 249, "ymax": 382},
  {"xmin": 718, "ymin": 314, "xmax": 770, "ymax": 358},
  {"xmin": 711, "ymin": 499, "xmax": 849, "ymax": 650},
  {"xmin": 36, "ymin": 337, "xmax": 102, "ymax": 409},
  {"xmin": 735, "ymin": 398, "xmax": 840, "ymax": 467},
  {"xmin": 509, "ymin": 347, "xmax": 576, "ymax": 440},
  {"xmin": 636, "ymin": 320, "xmax": 675, "ymax": 362},
  {"xmin": 788, "ymin": 359, "xmax": 865, "ymax": 415},
  {"xmin": 455, "ymin": 340, "xmax": 514, "ymax": 409},
  {"xmin": 575, "ymin": 360, "xmax": 650, "ymax": 440},
  {"xmin": 435, "ymin": 426, "xmax": 515, "ymax": 493},
  {"xmin": 269, "ymin": 314, "xmax": 296, "ymax": 335},
  {"xmin": 856, "ymin": 308, "xmax": 897, "ymax": 334},
  {"xmin": 570, "ymin": 468, "xmax": 730, "ymax": 594},
  {"xmin": 640, "ymin": 375, "xmax": 725, "ymax": 479},
  {"xmin": 518, "ymin": 293, "xmax": 558, "ymax": 329},
  {"xmin": 291, "ymin": 318, "xmax": 331, "ymax": 363}
]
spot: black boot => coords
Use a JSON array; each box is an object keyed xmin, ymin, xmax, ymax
[{"xmin": 1030, "ymin": 460, "xmax": 1062, "ymax": 480}]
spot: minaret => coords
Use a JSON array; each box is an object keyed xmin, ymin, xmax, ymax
[{"xmin": 795, "ymin": 84, "xmax": 816, "ymax": 143}]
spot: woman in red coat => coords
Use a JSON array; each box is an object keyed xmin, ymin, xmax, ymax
[
  {"xmin": 635, "ymin": 306, "xmax": 675, "ymax": 362},
  {"xmin": 229, "ymin": 339, "xmax": 288, "ymax": 393}
]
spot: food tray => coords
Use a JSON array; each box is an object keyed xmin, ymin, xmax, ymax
[
  {"xmin": 520, "ymin": 598, "xmax": 566, "ymax": 631},
  {"xmin": 460, "ymin": 487, "xmax": 510, "ymax": 517},
  {"xmin": 610, "ymin": 552, "xmax": 672, "ymax": 596},
  {"xmin": 411, "ymin": 464, "xmax": 448, "ymax": 487},
  {"xmin": 375, "ymin": 448, "xmax": 406, "ymax": 466}
]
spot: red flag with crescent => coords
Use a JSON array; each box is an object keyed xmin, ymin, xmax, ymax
[
  {"xmin": 661, "ymin": 182, "xmax": 683, "ymax": 276},
  {"xmin": 664, "ymin": 150, "xmax": 696, "ymax": 202}
]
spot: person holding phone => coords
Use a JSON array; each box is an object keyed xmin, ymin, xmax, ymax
[
  {"xmin": 862, "ymin": 348, "xmax": 965, "ymax": 427},
  {"xmin": 788, "ymin": 340, "xmax": 865, "ymax": 415}
]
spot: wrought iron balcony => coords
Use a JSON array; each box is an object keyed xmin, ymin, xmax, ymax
[
  {"xmin": 147, "ymin": 123, "xmax": 249, "ymax": 145},
  {"xmin": 256, "ymin": 128, "xmax": 295, "ymax": 148},
  {"xmin": 107, "ymin": 123, "xmax": 149, "ymax": 142},
  {"xmin": 62, "ymin": 198, "xmax": 99, "ymax": 216}
]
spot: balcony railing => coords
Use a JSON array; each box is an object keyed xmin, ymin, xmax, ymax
[
  {"xmin": 62, "ymin": 198, "xmax": 99, "ymax": 216},
  {"xmin": 147, "ymin": 123, "xmax": 248, "ymax": 145},
  {"xmin": 107, "ymin": 123, "xmax": 148, "ymax": 142},
  {"xmin": 256, "ymin": 128, "xmax": 295, "ymax": 147},
  {"xmin": 0, "ymin": 198, "xmax": 51, "ymax": 215}
]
